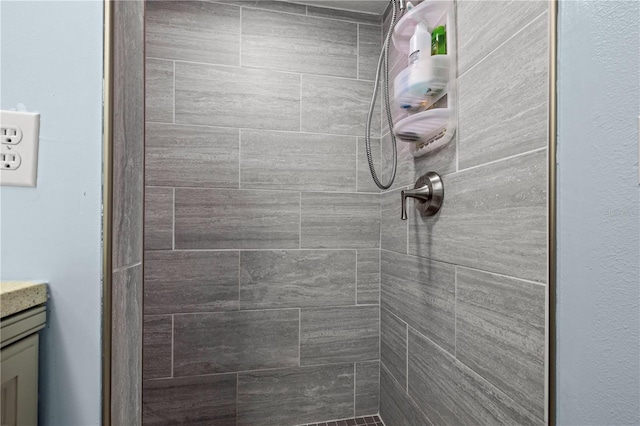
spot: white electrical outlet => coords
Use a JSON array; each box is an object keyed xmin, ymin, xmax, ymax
[
  {"xmin": 1, "ymin": 152, "xmax": 22, "ymax": 170},
  {"xmin": 0, "ymin": 110, "xmax": 40, "ymax": 187}
]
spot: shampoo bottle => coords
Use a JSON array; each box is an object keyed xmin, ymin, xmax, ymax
[{"xmin": 408, "ymin": 23, "xmax": 430, "ymax": 66}]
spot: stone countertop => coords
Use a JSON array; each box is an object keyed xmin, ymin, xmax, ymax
[{"xmin": 0, "ymin": 281, "xmax": 48, "ymax": 319}]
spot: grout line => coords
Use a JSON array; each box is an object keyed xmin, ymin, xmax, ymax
[
  {"xmin": 405, "ymin": 324, "xmax": 409, "ymax": 392},
  {"xmin": 355, "ymin": 136, "xmax": 360, "ymax": 193},
  {"xmin": 236, "ymin": 372, "xmax": 239, "ymax": 424},
  {"xmin": 379, "ymin": 248, "xmax": 547, "ymax": 287},
  {"xmin": 299, "ymin": 192, "xmax": 302, "ymax": 249},
  {"xmin": 143, "ymin": 119, "xmax": 374, "ymax": 139},
  {"xmin": 210, "ymin": 0, "xmax": 383, "ymax": 24},
  {"xmin": 306, "ymin": 4, "xmax": 383, "ymax": 23},
  {"xmin": 239, "ymin": 6, "xmax": 243, "ymax": 67},
  {"xmin": 147, "ymin": 57, "xmax": 375, "ymax": 82},
  {"xmin": 150, "ymin": 248, "xmax": 376, "ymax": 253},
  {"xmin": 455, "ymin": 123, "xmax": 460, "ymax": 173},
  {"xmin": 238, "ymin": 130, "xmax": 242, "ymax": 189},
  {"xmin": 172, "ymin": 188, "xmax": 175, "ymax": 250},
  {"xmin": 456, "ymin": 146, "xmax": 547, "ymax": 174},
  {"xmin": 145, "ymin": 184, "xmax": 380, "ymax": 196},
  {"xmin": 144, "ymin": 370, "xmax": 237, "ymax": 382},
  {"xmin": 171, "ymin": 314, "xmax": 174, "ymax": 378},
  {"xmin": 454, "ymin": 266, "xmax": 457, "ymax": 359},
  {"xmin": 355, "ymin": 250, "xmax": 359, "ymax": 304},
  {"xmin": 458, "ymin": 9, "xmax": 549, "ymax": 80},
  {"xmin": 356, "ymin": 23, "xmax": 361, "ymax": 80},
  {"xmin": 299, "ymin": 75, "xmax": 303, "ymax": 132},
  {"xmin": 353, "ymin": 362, "xmax": 357, "ymax": 417},
  {"xmin": 166, "ymin": 304, "xmax": 380, "ymax": 317},
  {"xmin": 238, "ymin": 252, "xmax": 241, "ymax": 309},
  {"xmin": 298, "ymin": 308, "xmax": 302, "ymax": 366},
  {"xmin": 172, "ymin": 61, "xmax": 176, "ymax": 123}
]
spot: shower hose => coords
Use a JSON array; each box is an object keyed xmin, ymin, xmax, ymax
[{"xmin": 365, "ymin": 0, "xmax": 402, "ymax": 190}]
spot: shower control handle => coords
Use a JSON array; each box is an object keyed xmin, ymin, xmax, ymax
[
  {"xmin": 401, "ymin": 186, "xmax": 431, "ymax": 220},
  {"xmin": 400, "ymin": 172, "xmax": 444, "ymax": 220}
]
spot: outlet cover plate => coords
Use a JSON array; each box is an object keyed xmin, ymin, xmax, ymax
[{"xmin": 0, "ymin": 110, "xmax": 40, "ymax": 187}]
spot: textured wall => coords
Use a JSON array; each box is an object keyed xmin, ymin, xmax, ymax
[
  {"xmin": 0, "ymin": 2, "xmax": 103, "ymax": 425},
  {"xmin": 556, "ymin": 1, "xmax": 640, "ymax": 424},
  {"xmin": 142, "ymin": 2, "xmax": 383, "ymax": 424},
  {"xmin": 379, "ymin": 1, "xmax": 550, "ymax": 425}
]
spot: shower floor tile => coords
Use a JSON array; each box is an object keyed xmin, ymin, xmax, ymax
[{"xmin": 301, "ymin": 414, "xmax": 385, "ymax": 426}]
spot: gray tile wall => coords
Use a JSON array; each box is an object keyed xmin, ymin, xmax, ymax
[
  {"xmin": 379, "ymin": 2, "xmax": 549, "ymax": 426},
  {"xmin": 111, "ymin": 1, "xmax": 145, "ymax": 424},
  {"xmin": 143, "ymin": 2, "xmax": 549, "ymax": 425},
  {"xmin": 143, "ymin": 2, "xmax": 382, "ymax": 424}
]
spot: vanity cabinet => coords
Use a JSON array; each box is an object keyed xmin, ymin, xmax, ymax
[{"xmin": 0, "ymin": 290, "xmax": 47, "ymax": 426}]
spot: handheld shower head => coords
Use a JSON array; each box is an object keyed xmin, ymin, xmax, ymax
[{"xmin": 398, "ymin": 0, "xmax": 406, "ymax": 11}]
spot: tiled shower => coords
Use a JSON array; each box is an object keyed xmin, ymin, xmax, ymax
[{"xmin": 141, "ymin": 1, "xmax": 550, "ymax": 425}]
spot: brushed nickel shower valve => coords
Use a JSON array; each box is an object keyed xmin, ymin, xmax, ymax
[{"xmin": 401, "ymin": 172, "xmax": 444, "ymax": 220}]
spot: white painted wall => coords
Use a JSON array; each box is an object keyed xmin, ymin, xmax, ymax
[
  {"xmin": 557, "ymin": 1, "xmax": 640, "ymax": 424},
  {"xmin": 0, "ymin": 1, "xmax": 103, "ymax": 425}
]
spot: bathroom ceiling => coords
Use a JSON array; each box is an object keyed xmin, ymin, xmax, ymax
[{"xmin": 290, "ymin": 1, "xmax": 389, "ymax": 15}]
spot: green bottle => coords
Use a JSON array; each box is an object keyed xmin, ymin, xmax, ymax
[{"xmin": 431, "ymin": 26, "xmax": 447, "ymax": 55}]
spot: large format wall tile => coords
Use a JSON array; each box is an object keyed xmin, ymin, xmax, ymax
[
  {"xmin": 381, "ymin": 251, "xmax": 455, "ymax": 353},
  {"xmin": 144, "ymin": 187, "xmax": 173, "ymax": 250},
  {"xmin": 144, "ymin": 251, "xmax": 239, "ymax": 314},
  {"xmin": 112, "ymin": 3, "xmax": 144, "ymax": 418},
  {"xmin": 457, "ymin": 0, "xmax": 548, "ymax": 75},
  {"xmin": 146, "ymin": 123, "xmax": 239, "ymax": 188},
  {"xmin": 458, "ymin": 14, "xmax": 548, "ymax": 169},
  {"xmin": 357, "ymin": 249, "xmax": 380, "ymax": 304},
  {"xmin": 175, "ymin": 62, "xmax": 300, "ymax": 131},
  {"xmin": 112, "ymin": 265, "xmax": 142, "ymax": 425},
  {"xmin": 240, "ymin": 130, "xmax": 356, "ymax": 192},
  {"xmin": 408, "ymin": 149, "xmax": 547, "ymax": 282},
  {"xmin": 407, "ymin": 329, "xmax": 543, "ymax": 426},
  {"xmin": 146, "ymin": 1, "xmax": 240, "ymax": 65},
  {"xmin": 380, "ymin": 365, "xmax": 433, "ymax": 426},
  {"xmin": 381, "ymin": 188, "xmax": 407, "ymax": 254},
  {"xmin": 175, "ymin": 188, "xmax": 299, "ymax": 249},
  {"xmin": 381, "ymin": 307, "xmax": 407, "ymax": 388},
  {"xmin": 356, "ymin": 361, "xmax": 380, "ymax": 416},
  {"xmin": 301, "ymin": 75, "xmax": 380, "ymax": 136},
  {"xmin": 143, "ymin": 374, "xmax": 237, "ymax": 426},
  {"xmin": 240, "ymin": 250, "xmax": 356, "ymax": 309},
  {"xmin": 113, "ymin": 2, "xmax": 144, "ymax": 268},
  {"xmin": 145, "ymin": 58, "xmax": 173, "ymax": 123},
  {"xmin": 173, "ymin": 309, "xmax": 299, "ymax": 375},
  {"xmin": 456, "ymin": 267, "xmax": 546, "ymax": 420},
  {"xmin": 300, "ymin": 306, "xmax": 379, "ymax": 365},
  {"xmin": 242, "ymin": 8, "xmax": 357, "ymax": 78},
  {"xmin": 301, "ymin": 192, "xmax": 380, "ymax": 249},
  {"xmin": 143, "ymin": 315, "xmax": 172, "ymax": 380},
  {"xmin": 237, "ymin": 365, "xmax": 354, "ymax": 425},
  {"xmin": 358, "ymin": 24, "xmax": 382, "ymax": 80}
]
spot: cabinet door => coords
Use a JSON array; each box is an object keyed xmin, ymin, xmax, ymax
[{"xmin": 1, "ymin": 334, "xmax": 39, "ymax": 426}]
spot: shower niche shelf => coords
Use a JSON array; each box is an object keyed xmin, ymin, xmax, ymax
[{"xmin": 391, "ymin": 0, "xmax": 457, "ymax": 158}]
